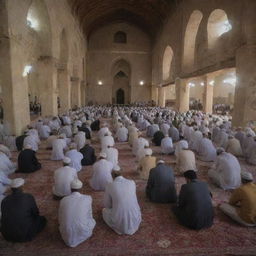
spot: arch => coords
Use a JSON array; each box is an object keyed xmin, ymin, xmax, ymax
[
  {"xmin": 114, "ymin": 31, "xmax": 127, "ymax": 43},
  {"xmin": 116, "ymin": 88, "xmax": 125, "ymax": 104},
  {"xmin": 183, "ymin": 10, "xmax": 203, "ymax": 71},
  {"xmin": 162, "ymin": 45, "xmax": 174, "ymax": 81},
  {"xmin": 111, "ymin": 59, "xmax": 131, "ymax": 77},
  {"xmin": 207, "ymin": 9, "xmax": 232, "ymax": 48},
  {"xmin": 59, "ymin": 29, "xmax": 69, "ymax": 63}
]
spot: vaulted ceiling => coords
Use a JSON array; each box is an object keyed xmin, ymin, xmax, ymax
[{"xmin": 68, "ymin": 0, "xmax": 179, "ymax": 39}]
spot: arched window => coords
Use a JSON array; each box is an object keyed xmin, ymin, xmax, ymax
[
  {"xmin": 208, "ymin": 9, "xmax": 232, "ymax": 48},
  {"xmin": 183, "ymin": 10, "xmax": 203, "ymax": 71},
  {"xmin": 114, "ymin": 31, "xmax": 127, "ymax": 44},
  {"xmin": 162, "ymin": 46, "xmax": 174, "ymax": 81}
]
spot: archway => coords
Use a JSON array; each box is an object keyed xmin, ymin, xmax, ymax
[
  {"xmin": 207, "ymin": 9, "xmax": 232, "ymax": 49},
  {"xmin": 162, "ymin": 46, "xmax": 174, "ymax": 81},
  {"xmin": 183, "ymin": 10, "xmax": 203, "ymax": 72},
  {"xmin": 116, "ymin": 88, "xmax": 125, "ymax": 104},
  {"xmin": 111, "ymin": 60, "xmax": 131, "ymax": 104}
]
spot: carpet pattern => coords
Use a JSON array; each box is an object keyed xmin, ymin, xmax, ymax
[{"xmin": 1, "ymin": 120, "xmax": 256, "ymax": 256}]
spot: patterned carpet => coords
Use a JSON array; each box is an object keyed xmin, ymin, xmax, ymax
[{"xmin": 1, "ymin": 121, "xmax": 256, "ymax": 256}]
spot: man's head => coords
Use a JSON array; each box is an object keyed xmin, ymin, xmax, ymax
[
  {"xmin": 99, "ymin": 152, "xmax": 107, "ymax": 160},
  {"xmin": 63, "ymin": 157, "xmax": 71, "ymax": 166},
  {"xmin": 184, "ymin": 170, "xmax": 197, "ymax": 183},
  {"xmin": 11, "ymin": 178, "xmax": 25, "ymax": 192},
  {"xmin": 111, "ymin": 170, "xmax": 122, "ymax": 180},
  {"xmin": 241, "ymin": 172, "xmax": 254, "ymax": 184},
  {"xmin": 216, "ymin": 147, "xmax": 225, "ymax": 156},
  {"xmin": 71, "ymin": 178, "xmax": 83, "ymax": 192}
]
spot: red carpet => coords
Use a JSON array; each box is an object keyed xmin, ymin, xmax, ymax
[{"xmin": 1, "ymin": 123, "xmax": 256, "ymax": 256}]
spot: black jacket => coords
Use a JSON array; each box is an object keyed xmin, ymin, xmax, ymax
[
  {"xmin": 17, "ymin": 149, "xmax": 41, "ymax": 173},
  {"xmin": 80, "ymin": 144, "xmax": 96, "ymax": 166},
  {"xmin": 15, "ymin": 135, "xmax": 27, "ymax": 151}
]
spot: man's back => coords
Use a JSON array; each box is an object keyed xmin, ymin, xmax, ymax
[
  {"xmin": 59, "ymin": 192, "xmax": 96, "ymax": 247},
  {"xmin": 80, "ymin": 145, "xmax": 96, "ymax": 166}
]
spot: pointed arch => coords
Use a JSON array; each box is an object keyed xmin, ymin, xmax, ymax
[{"xmin": 162, "ymin": 45, "xmax": 174, "ymax": 81}]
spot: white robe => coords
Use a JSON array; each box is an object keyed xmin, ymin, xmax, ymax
[
  {"xmin": 23, "ymin": 135, "xmax": 40, "ymax": 152},
  {"xmin": 59, "ymin": 192, "xmax": 96, "ymax": 247},
  {"xmin": 98, "ymin": 127, "xmax": 110, "ymax": 139},
  {"xmin": 103, "ymin": 147, "xmax": 119, "ymax": 169},
  {"xmin": 101, "ymin": 136, "xmax": 115, "ymax": 150},
  {"xmin": 3, "ymin": 136, "xmax": 17, "ymax": 151},
  {"xmin": 0, "ymin": 170, "xmax": 11, "ymax": 194},
  {"xmin": 103, "ymin": 176, "xmax": 142, "ymax": 235},
  {"xmin": 51, "ymin": 139, "xmax": 67, "ymax": 160},
  {"xmin": 38, "ymin": 125, "xmax": 51, "ymax": 139},
  {"xmin": 53, "ymin": 166, "xmax": 77, "ymax": 197},
  {"xmin": 132, "ymin": 137, "xmax": 149, "ymax": 156},
  {"xmin": 0, "ymin": 144, "xmax": 12, "ymax": 158},
  {"xmin": 65, "ymin": 149, "xmax": 83, "ymax": 172},
  {"xmin": 197, "ymin": 138, "xmax": 216, "ymax": 162},
  {"xmin": 90, "ymin": 159, "xmax": 113, "ymax": 191},
  {"xmin": 174, "ymin": 140, "xmax": 188, "ymax": 157},
  {"xmin": 116, "ymin": 127, "xmax": 128, "ymax": 142},
  {"xmin": 161, "ymin": 137, "xmax": 174, "ymax": 154},
  {"xmin": 0, "ymin": 152, "xmax": 16, "ymax": 176},
  {"xmin": 46, "ymin": 135, "xmax": 57, "ymax": 149},
  {"xmin": 189, "ymin": 130, "xmax": 203, "ymax": 152},
  {"xmin": 74, "ymin": 132, "xmax": 86, "ymax": 150}
]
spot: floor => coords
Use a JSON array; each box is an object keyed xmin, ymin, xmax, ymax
[{"xmin": 1, "ymin": 119, "xmax": 256, "ymax": 256}]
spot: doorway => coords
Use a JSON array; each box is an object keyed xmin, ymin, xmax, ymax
[{"xmin": 116, "ymin": 88, "xmax": 125, "ymax": 104}]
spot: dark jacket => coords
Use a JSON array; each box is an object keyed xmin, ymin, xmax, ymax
[
  {"xmin": 80, "ymin": 144, "xmax": 96, "ymax": 166},
  {"xmin": 174, "ymin": 180, "xmax": 214, "ymax": 230},
  {"xmin": 91, "ymin": 120, "xmax": 100, "ymax": 131},
  {"xmin": 152, "ymin": 131, "xmax": 165, "ymax": 146},
  {"xmin": 1, "ymin": 189, "xmax": 46, "ymax": 242},
  {"xmin": 17, "ymin": 149, "xmax": 41, "ymax": 173},
  {"xmin": 78, "ymin": 125, "xmax": 91, "ymax": 139},
  {"xmin": 146, "ymin": 164, "xmax": 177, "ymax": 203},
  {"xmin": 15, "ymin": 135, "xmax": 27, "ymax": 151}
]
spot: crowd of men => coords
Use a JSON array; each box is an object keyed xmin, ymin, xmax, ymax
[{"xmin": 0, "ymin": 105, "xmax": 256, "ymax": 247}]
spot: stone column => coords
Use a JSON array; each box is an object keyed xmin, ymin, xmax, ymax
[
  {"xmin": 37, "ymin": 56, "xmax": 58, "ymax": 117},
  {"xmin": 202, "ymin": 75, "xmax": 214, "ymax": 114},
  {"xmin": 71, "ymin": 77, "xmax": 81, "ymax": 108},
  {"xmin": 233, "ymin": 45, "xmax": 256, "ymax": 127},
  {"xmin": 175, "ymin": 78, "xmax": 190, "ymax": 112},
  {"xmin": 80, "ymin": 81, "xmax": 86, "ymax": 106},
  {"xmin": 57, "ymin": 67, "xmax": 71, "ymax": 114},
  {"xmin": 158, "ymin": 87, "xmax": 166, "ymax": 107},
  {"xmin": 151, "ymin": 85, "xmax": 158, "ymax": 105}
]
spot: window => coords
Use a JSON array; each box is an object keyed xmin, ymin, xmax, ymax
[{"xmin": 114, "ymin": 31, "xmax": 127, "ymax": 44}]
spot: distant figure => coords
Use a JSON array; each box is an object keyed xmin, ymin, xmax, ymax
[
  {"xmin": 172, "ymin": 170, "xmax": 214, "ymax": 230},
  {"xmin": 146, "ymin": 160, "xmax": 177, "ymax": 203},
  {"xmin": 1, "ymin": 178, "xmax": 47, "ymax": 242},
  {"xmin": 102, "ymin": 170, "xmax": 141, "ymax": 235},
  {"xmin": 65, "ymin": 143, "xmax": 83, "ymax": 172},
  {"xmin": 80, "ymin": 141, "xmax": 96, "ymax": 166},
  {"xmin": 152, "ymin": 130, "xmax": 165, "ymax": 146},
  {"xmin": 59, "ymin": 179, "xmax": 96, "ymax": 247}
]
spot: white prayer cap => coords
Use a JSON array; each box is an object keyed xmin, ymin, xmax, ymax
[
  {"xmin": 241, "ymin": 172, "xmax": 253, "ymax": 181},
  {"xmin": 99, "ymin": 152, "xmax": 107, "ymax": 158},
  {"xmin": 63, "ymin": 157, "xmax": 71, "ymax": 164},
  {"xmin": 11, "ymin": 178, "xmax": 25, "ymax": 188},
  {"xmin": 71, "ymin": 179, "xmax": 83, "ymax": 189},
  {"xmin": 145, "ymin": 148, "xmax": 153, "ymax": 156},
  {"xmin": 157, "ymin": 160, "xmax": 165, "ymax": 164},
  {"xmin": 24, "ymin": 144, "xmax": 32, "ymax": 150},
  {"xmin": 113, "ymin": 165, "xmax": 121, "ymax": 171}
]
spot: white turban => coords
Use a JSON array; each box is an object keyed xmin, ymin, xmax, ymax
[
  {"xmin": 63, "ymin": 157, "xmax": 71, "ymax": 164},
  {"xmin": 11, "ymin": 178, "xmax": 25, "ymax": 188},
  {"xmin": 71, "ymin": 179, "xmax": 83, "ymax": 189}
]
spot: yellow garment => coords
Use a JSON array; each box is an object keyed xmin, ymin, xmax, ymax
[
  {"xmin": 229, "ymin": 183, "xmax": 256, "ymax": 224},
  {"xmin": 139, "ymin": 156, "xmax": 156, "ymax": 180},
  {"xmin": 226, "ymin": 138, "xmax": 243, "ymax": 157}
]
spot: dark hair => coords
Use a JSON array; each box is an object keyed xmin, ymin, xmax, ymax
[{"xmin": 184, "ymin": 170, "xmax": 197, "ymax": 180}]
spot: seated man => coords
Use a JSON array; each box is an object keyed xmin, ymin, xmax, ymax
[
  {"xmin": 80, "ymin": 141, "xmax": 96, "ymax": 166},
  {"xmin": 15, "ymin": 134, "xmax": 27, "ymax": 151},
  {"xmin": 0, "ymin": 151, "xmax": 16, "ymax": 176},
  {"xmin": 219, "ymin": 172, "xmax": 256, "ymax": 226},
  {"xmin": 172, "ymin": 170, "xmax": 214, "ymax": 230},
  {"xmin": 17, "ymin": 144, "xmax": 41, "ymax": 173},
  {"xmin": 53, "ymin": 157, "xmax": 78, "ymax": 199},
  {"xmin": 116, "ymin": 124, "xmax": 128, "ymax": 142},
  {"xmin": 226, "ymin": 135, "xmax": 243, "ymax": 157},
  {"xmin": 59, "ymin": 179, "xmax": 96, "ymax": 247},
  {"xmin": 51, "ymin": 135, "xmax": 67, "ymax": 161},
  {"xmin": 102, "ymin": 170, "xmax": 142, "ymax": 235},
  {"xmin": 197, "ymin": 134, "xmax": 216, "ymax": 162},
  {"xmin": 176, "ymin": 146, "xmax": 197, "ymax": 174},
  {"xmin": 208, "ymin": 148, "xmax": 241, "ymax": 190},
  {"xmin": 90, "ymin": 152, "xmax": 113, "ymax": 191},
  {"xmin": 138, "ymin": 150, "xmax": 156, "ymax": 180},
  {"xmin": 65, "ymin": 143, "xmax": 83, "ymax": 172},
  {"xmin": 152, "ymin": 130, "xmax": 165, "ymax": 146},
  {"xmin": 161, "ymin": 135, "xmax": 174, "ymax": 155},
  {"xmin": 146, "ymin": 160, "xmax": 177, "ymax": 203},
  {"xmin": 1, "ymin": 178, "xmax": 47, "ymax": 242}
]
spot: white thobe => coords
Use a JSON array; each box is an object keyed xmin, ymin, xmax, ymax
[
  {"xmin": 136, "ymin": 148, "xmax": 152, "ymax": 162},
  {"xmin": 116, "ymin": 127, "xmax": 128, "ymax": 142},
  {"xmin": 49, "ymin": 119, "xmax": 61, "ymax": 131},
  {"xmin": 46, "ymin": 135, "xmax": 57, "ymax": 149},
  {"xmin": 132, "ymin": 137, "xmax": 149, "ymax": 156},
  {"xmin": 103, "ymin": 147, "xmax": 119, "ymax": 169},
  {"xmin": 3, "ymin": 136, "xmax": 17, "ymax": 151},
  {"xmin": 0, "ymin": 170, "xmax": 12, "ymax": 194},
  {"xmin": 197, "ymin": 138, "xmax": 216, "ymax": 162},
  {"xmin": 160, "ymin": 123, "xmax": 170, "ymax": 136},
  {"xmin": 174, "ymin": 140, "xmax": 188, "ymax": 157},
  {"xmin": 74, "ymin": 132, "xmax": 86, "ymax": 150},
  {"xmin": 60, "ymin": 126, "xmax": 72, "ymax": 138},
  {"xmin": 90, "ymin": 159, "xmax": 113, "ymax": 191},
  {"xmin": 216, "ymin": 130, "xmax": 228, "ymax": 149},
  {"xmin": 0, "ymin": 144, "xmax": 12, "ymax": 158},
  {"xmin": 65, "ymin": 149, "xmax": 83, "ymax": 172},
  {"xmin": 51, "ymin": 139, "xmax": 67, "ymax": 160},
  {"xmin": 38, "ymin": 125, "xmax": 51, "ymax": 139},
  {"xmin": 53, "ymin": 166, "xmax": 77, "ymax": 197},
  {"xmin": 103, "ymin": 176, "xmax": 142, "ymax": 235},
  {"xmin": 209, "ymin": 152, "xmax": 241, "ymax": 190},
  {"xmin": 189, "ymin": 130, "xmax": 203, "ymax": 152},
  {"xmin": 0, "ymin": 152, "xmax": 16, "ymax": 176},
  {"xmin": 176, "ymin": 150, "xmax": 197, "ymax": 174},
  {"xmin": 161, "ymin": 137, "xmax": 174, "ymax": 154},
  {"xmin": 101, "ymin": 136, "xmax": 115, "ymax": 150},
  {"xmin": 23, "ymin": 135, "xmax": 40, "ymax": 152},
  {"xmin": 226, "ymin": 138, "xmax": 243, "ymax": 157},
  {"xmin": 98, "ymin": 127, "xmax": 110, "ymax": 139},
  {"xmin": 59, "ymin": 192, "xmax": 96, "ymax": 247}
]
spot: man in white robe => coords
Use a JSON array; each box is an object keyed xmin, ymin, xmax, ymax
[
  {"xmin": 197, "ymin": 134, "xmax": 216, "ymax": 162},
  {"xmin": 208, "ymin": 148, "xmax": 241, "ymax": 190},
  {"xmin": 53, "ymin": 157, "xmax": 78, "ymax": 198},
  {"xmin": 174, "ymin": 139, "xmax": 188, "ymax": 158},
  {"xmin": 102, "ymin": 171, "xmax": 142, "ymax": 235},
  {"xmin": 226, "ymin": 135, "xmax": 243, "ymax": 157},
  {"xmin": 0, "ymin": 152, "xmax": 16, "ymax": 176},
  {"xmin": 160, "ymin": 122, "xmax": 170, "ymax": 136},
  {"xmin": 58, "ymin": 179, "xmax": 96, "ymax": 247},
  {"xmin": 60, "ymin": 125, "xmax": 72, "ymax": 138},
  {"xmin": 176, "ymin": 147, "xmax": 197, "ymax": 174},
  {"xmin": 137, "ymin": 146, "xmax": 152, "ymax": 162},
  {"xmin": 101, "ymin": 132, "xmax": 115, "ymax": 151},
  {"xmin": 161, "ymin": 135, "xmax": 174, "ymax": 155},
  {"xmin": 65, "ymin": 143, "xmax": 83, "ymax": 172},
  {"xmin": 0, "ymin": 144, "xmax": 12, "ymax": 158},
  {"xmin": 0, "ymin": 170, "xmax": 12, "ymax": 195},
  {"xmin": 38, "ymin": 124, "xmax": 51, "ymax": 140},
  {"xmin": 98, "ymin": 124, "xmax": 110, "ymax": 139},
  {"xmin": 116, "ymin": 124, "xmax": 128, "ymax": 142},
  {"xmin": 51, "ymin": 135, "xmax": 67, "ymax": 160},
  {"xmin": 132, "ymin": 134, "xmax": 149, "ymax": 156},
  {"xmin": 103, "ymin": 145, "xmax": 119, "ymax": 170},
  {"xmin": 90, "ymin": 152, "xmax": 113, "ymax": 191},
  {"xmin": 74, "ymin": 131, "xmax": 86, "ymax": 151},
  {"xmin": 189, "ymin": 128, "xmax": 203, "ymax": 153},
  {"xmin": 23, "ymin": 134, "xmax": 40, "ymax": 152}
]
